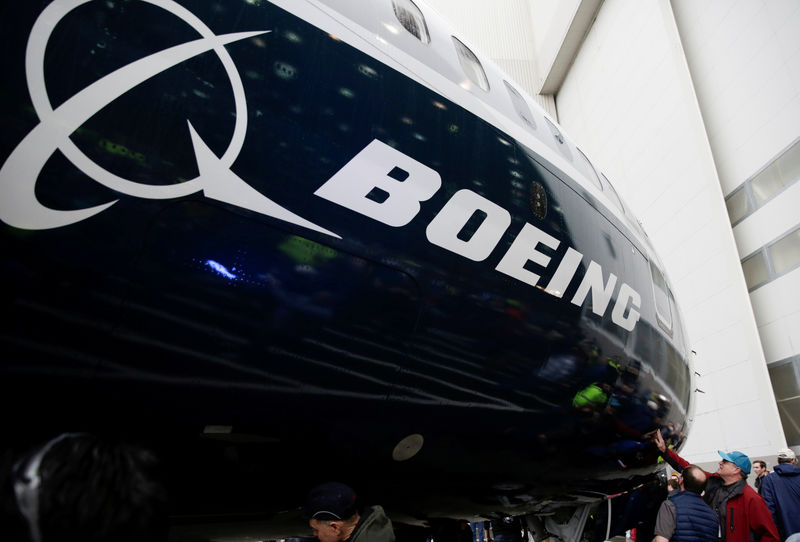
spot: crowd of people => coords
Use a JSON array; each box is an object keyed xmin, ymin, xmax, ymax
[
  {"xmin": 651, "ymin": 430, "xmax": 800, "ymax": 542},
  {"xmin": 2, "ymin": 432, "xmax": 798, "ymax": 542}
]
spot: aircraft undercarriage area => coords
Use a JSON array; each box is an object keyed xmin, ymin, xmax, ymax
[{"xmin": 162, "ymin": 480, "xmax": 669, "ymax": 542}]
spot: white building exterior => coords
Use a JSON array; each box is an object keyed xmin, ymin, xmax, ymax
[{"xmin": 423, "ymin": 0, "xmax": 800, "ymax": 466}]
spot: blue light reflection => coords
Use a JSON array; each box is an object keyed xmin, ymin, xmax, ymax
[{"xmin": 205, "ymin": 259, "xmax": 237, "ymax": 280}]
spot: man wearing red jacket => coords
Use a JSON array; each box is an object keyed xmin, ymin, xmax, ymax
[{"xmin": 652, "ymin": 431, "xmax": 779, "ymax": 542}]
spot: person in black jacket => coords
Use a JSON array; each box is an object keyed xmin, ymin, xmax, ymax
[
  {"xmin": 653, "ymin": 465, "xmax": 719, "ymax": 542},
  {"xmin": 753, "ymin": 460, "xmax": 769, "ymax": 495}
]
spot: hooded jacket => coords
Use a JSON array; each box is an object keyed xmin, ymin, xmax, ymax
[
  {"xmin": 350, "ymin": 505, "xmax": 395, "ymax": 542},
  {"xmin": 662, "ymin": 448, "xmax": 779, "ymax": 542},
  {"xmin": 760, "ymin": 463, "xmax": 800, "ymax": 540}
]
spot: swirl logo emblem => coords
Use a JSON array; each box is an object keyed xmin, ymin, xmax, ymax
[{"xmin": 0, "ymin": 0, "xmax": 338, "ymax": 238}]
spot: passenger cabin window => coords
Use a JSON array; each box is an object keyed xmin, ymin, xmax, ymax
[
  {"xmin": 632, "ymin": 216, "xmax": 651, "ymax": 247},
  {"xmin": 392, "ymin": 0, "xmax": 430, "ymax": 43},
  {"xmin": 649, "ymin": 261, "xmax": 673, "ymax": 333},
  {"xmin": 503, "ymin": 81, "xmax": 536, "ymax": 130},
  {"xmin": 452, "ymin": 37, "xmax": 489, "ymax": 92},
  {"xmin": 601, "ymin": 174, "xmax": 625, "ymax": 213},
  {"xmin": 544, "ymin": 118, "xmax": 572, "ymax": 161},
  {"xmin": 575, "ymin": 148, "xmax": 602, "ymax": 190}
]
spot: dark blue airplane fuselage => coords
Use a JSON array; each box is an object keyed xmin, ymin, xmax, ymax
[{"xmin": 0, "ymin": 0, "xmax": 691, "ymax": 534}]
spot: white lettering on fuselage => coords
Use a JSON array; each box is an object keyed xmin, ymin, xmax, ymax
[
  {"xmin": 317, "ymin": 139, "xmax": 642, "ymax": 331},
  {"xmin": 426, "ymin": 190, "xmax": 511, "ymax": 262},
  {"xmin": 313, "ymin": 140, "xmax": 441, "ymax": 227},
  {"xmin": 0, "ymin": 1, "xmax": 641, "ymax": 331}
]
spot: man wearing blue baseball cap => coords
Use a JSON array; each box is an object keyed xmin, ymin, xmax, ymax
[{"xmin": 653, "ymin": 431, "xmax": 779, "ymax": 542}]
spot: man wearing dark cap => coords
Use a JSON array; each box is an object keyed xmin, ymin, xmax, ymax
[
  {"xmin": 652, "ymin": 431, "xmax": 778, "ymax": 542},
  {"xmin": 304, "ymin": 482, "xmax": 395, "ymax": 542}
]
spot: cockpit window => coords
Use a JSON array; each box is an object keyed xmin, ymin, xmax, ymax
[
  {"xmin": 392, "ymin": 0, "xmax": 430, "ymax": 44},
  {"xmin": 544, "ymin": 118, "xmax": 572, "ymax": 161},
  {"xmin": 650, "ymin": 261, "xmax": 673, "ymax": 333},
  {"xmin": 503, "ymin": 81, "xmax": 536, "ymax": 130},
  {"xmin": 575, "ymin": 148, "xmax": 602, "ymax": 190},
  {"xmin": 452, "ymin": 36, "xmax": 489, "ymax": 92}
]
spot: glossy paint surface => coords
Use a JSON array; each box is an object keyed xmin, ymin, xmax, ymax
[{"xmin": 0, "ymin": 0, "xmax": 691, "ymax": 530}]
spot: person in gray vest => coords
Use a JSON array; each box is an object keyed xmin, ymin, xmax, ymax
[{"xmin": 653, "ymin": 465, "xmax": 719, "ymax": 542}]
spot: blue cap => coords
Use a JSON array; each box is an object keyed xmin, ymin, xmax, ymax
[{"xmin": 718, "ymin": 450, "xmax": 751, "ymax": 474}]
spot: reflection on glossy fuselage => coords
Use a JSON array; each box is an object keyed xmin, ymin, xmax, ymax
[{"xmin": 0, "ymin": 0, "xmax": 690, "ymax": 535}]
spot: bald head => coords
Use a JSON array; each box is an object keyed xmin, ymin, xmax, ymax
[{"xmin": 682, "ymin": 465, "xmax": 708, "ymax": 494}]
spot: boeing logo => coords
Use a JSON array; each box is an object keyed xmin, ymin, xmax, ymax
[
  {"xmin": 0, "ymin": 0, "xmax": 641, "ymax": 331},
  {"xmin": 0, "ymin": 0, "xmax": 337, "ymax": 237},
  {"xmin": 315, "ymin": 141, "xmax": 642, "ymax": 332}
]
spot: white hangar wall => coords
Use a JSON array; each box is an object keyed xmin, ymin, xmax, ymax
[
  {"xmin": 671, "ymin": 0, "xmax": 800, "ymax": 453},
  {"xmin": 422, "ymin": 0, "xmax": 789, "ymax": 462}
]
